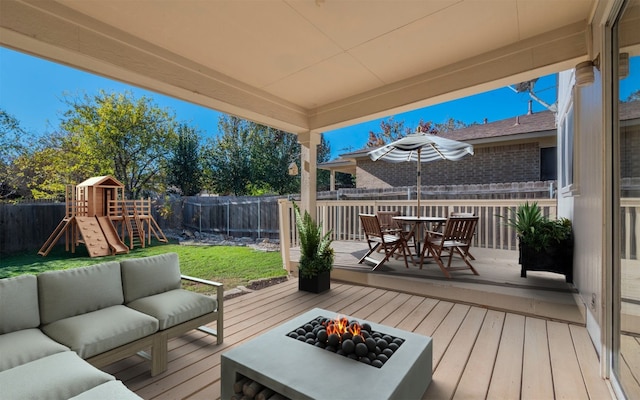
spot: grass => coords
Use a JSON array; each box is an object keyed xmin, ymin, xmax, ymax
[{"xmin": 0, "ymin": 240, "xmax": 287, "ymax": 292}]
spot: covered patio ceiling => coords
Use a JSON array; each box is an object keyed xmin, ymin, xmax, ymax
[{"xmin": 0, "ymin": 0, "xmax": 596, "ymax": 135}]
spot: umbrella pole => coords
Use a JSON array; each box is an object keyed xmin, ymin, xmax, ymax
[{"xmin": 417, "ymin": 148, "xmax": 421, "ymax": 218}]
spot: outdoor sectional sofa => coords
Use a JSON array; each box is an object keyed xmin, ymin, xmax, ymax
[{"xmin": 0, "ymin": 252, "xmax": 223, "ymax": 399}]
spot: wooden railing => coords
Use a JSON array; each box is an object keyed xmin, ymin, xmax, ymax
[
  {"xmin": 621, "ymin": 198, "xmax": 640, "ymax": 261},
  {"xmin": 107, "ymin": 199, "xmax": 154, "ymax": 217},
  {"xmin": 278, "ymin": 197, "xmax": 640, "ymax": 270},
  {"xmin": 278, "ymin": 199, "xmax": 558, "ymax": 271}
]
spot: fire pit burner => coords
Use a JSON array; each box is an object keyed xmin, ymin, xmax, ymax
[{"xmin": 286, "ymin": 316, "xmax": 404, "ymax": 368}]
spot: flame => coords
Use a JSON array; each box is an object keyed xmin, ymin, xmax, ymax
[{"xmin": 324, "ymin": 316, "xmax": 361, "ymax": 338}]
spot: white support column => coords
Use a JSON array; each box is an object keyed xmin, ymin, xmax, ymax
[
  {"xmin": 297, "ymin": 131, "xmax": 320, "ymax": 220},
  {"xmin": 330, "ymin": 170, "xmax": 336, "ymax": 191}
]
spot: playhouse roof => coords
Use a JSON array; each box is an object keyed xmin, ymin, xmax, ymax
[{"xmin": 77, "ymin": 176, "xmax": 124, "ymax": 188}]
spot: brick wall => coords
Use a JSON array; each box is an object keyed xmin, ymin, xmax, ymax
[{"xmin": 357, "ymin": 142, "xmax": 542, "ymax": 188}]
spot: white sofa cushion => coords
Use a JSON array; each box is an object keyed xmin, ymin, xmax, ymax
[
  {"xmin": 0, "ymin": 351, "xmax": 114, "ymax": 400},
  {"xmin": 38, "ymin": 261, "xmax": 124, "ymax": 325},
  {"xmin": 120, "ymin": 253, "xmax": 181, "ymax": 303},
  {"xmin": 0, "ymin": 328, "xmax": 69, "ymax": 372},
  {"xmin": 127, "ymin": 289, "xmax": 217, "ymax": 330},
  {"xmin": 0, "ymin": 274, "xmax": 40, "ymax": 334},
  {"xmin": 69, "ymin": 380, "xmax": 142, "ymax": 400},
  {"xmin": 41, "ymin": 305, "xmax": 158, "ymax": 359}
]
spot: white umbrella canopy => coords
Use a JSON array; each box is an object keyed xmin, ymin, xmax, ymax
[{"xmin": 368, "ymin": 133, "xmax": 474, "ymax": 217}]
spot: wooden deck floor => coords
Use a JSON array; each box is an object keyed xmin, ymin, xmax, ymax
[{"xmin": 106, "ymin": 279, "xmax": 613, "ymax": 400}]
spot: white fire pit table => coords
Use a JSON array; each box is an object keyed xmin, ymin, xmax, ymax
[{"xmin": 221, "ymin": 308, "xmax": 433, "ymax": 400}]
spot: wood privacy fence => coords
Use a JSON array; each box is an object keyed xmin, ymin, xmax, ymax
[
  {"xmin": 1, "ymin": 202, "xmax": 66, "ymax": 254},
  {"xmin": 181, "ymin": 196, "xmax": 282, "ymax": 239},
  {"xmin": 2, "ymin": 196, "xmax": 639, "ymax": 261}
]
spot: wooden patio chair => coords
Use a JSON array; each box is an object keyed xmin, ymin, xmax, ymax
[
  {"xmin": 375, "ymin": 210, "xmax": 407, "ymax": 255},
  {"xmin": 449, "ymin": 212, "xmax": 476, "ymax": 260},
  {"xmin": 376, "ymin": 210, "xmax": 401, "ymax": 233},
  {"xmin": 359, "ymin": 214, "xmax": 414, "ymax": 270},
  {"xmin": 420, "ymin": 215, "xmax": 479, "ymax": 278}
]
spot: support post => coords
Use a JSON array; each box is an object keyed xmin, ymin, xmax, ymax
[{"xmin": 297, "ymin": 131, "xmax": 320, "ymax": 220}]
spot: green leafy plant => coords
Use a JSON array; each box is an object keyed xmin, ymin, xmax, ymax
[
  {"xmin": 504, "ymin": 201, "xmax": 572, "ymax": 252},
  {"xmin": 293, "ymin": 202, "xmax": 334, "ymax": 279}
]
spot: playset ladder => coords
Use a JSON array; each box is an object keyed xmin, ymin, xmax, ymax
[{"xmin": 123, "ymin": 202, "xmax": 145, "ymax": 248}]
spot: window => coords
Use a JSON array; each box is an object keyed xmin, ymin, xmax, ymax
[
  {"xmin": 559, "ymin": 102, "xmax": 577, "ymax": 193},
  {"xmin": 540, "ymin": 147, "xmax": 557, "ymax": 181}
]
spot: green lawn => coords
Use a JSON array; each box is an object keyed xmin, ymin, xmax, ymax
[{"xmin": 0, "ymin": 240, "xmax": 287, "ymax": 291}]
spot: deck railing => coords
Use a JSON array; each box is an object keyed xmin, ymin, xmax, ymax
[
  {"xmin": 106, "ymin": 199, "xmax": 154, "ymax": 217},
  {"xmin": 621, "ymin": 198, "xmax": 640, "ymax": 261},
  {"xmin": 279, "ymin": 198, "xmax": 640, "ymax": 270},
  {"xmin": 278, "ymin": 198, "xmax": 558, "ymax": 271}
]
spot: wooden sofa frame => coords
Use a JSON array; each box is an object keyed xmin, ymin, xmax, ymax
[{"xmin": 87, "ymin": 275, "xmax": 223, "ymax": 376}]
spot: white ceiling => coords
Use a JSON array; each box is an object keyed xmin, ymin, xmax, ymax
[{"xmin": 0, "ymin": 0, "xmax": 597, "ymax": 134}]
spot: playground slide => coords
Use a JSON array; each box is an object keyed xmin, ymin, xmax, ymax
[
  {"xmin": 97, "ymin": 216, "xmax": 129, "ymax": 255},
  {"xmin": 75, "ymin": 217, "xmax": 111, "ymax": 257}
]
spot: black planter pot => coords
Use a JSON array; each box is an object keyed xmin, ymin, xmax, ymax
[
  {"xmin": 519, "ymin": 237, "xmax": 574, "ymax": 283},
  {"xmin": 298, "ymin": 270, "xmax": 331, "ymax": 293}
]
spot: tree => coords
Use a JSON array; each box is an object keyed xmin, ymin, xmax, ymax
[
  {"xmin": 59, "ymin": 90, "xmax": 178, "ymax": 198},
  {"xmin": 625, "ymin": 89, "xmax": 640, "ymax": 102},
  {"xmin": 167, "ymin": 124, "xmax": 203, "ymax": 196},
  {"xmin": 366, "ymin": 117, "xmax": 408, "ymax": 147},
  {"xmin": 203, "ymin": 116, "xmax": 332, "ymax": 195},
  {"xmin": 11, "ymin": 131, "xmax": 95, "ymax": 199},
  {"xmin": 316, "ymin": 134, "xmax": 332, "ymax": 191},
  {"xmin": 366, "ymin": 116, "xmax": 467, "ymax": 147},
  {"xmin": 0, "ymin": 109, "xmax": 30, "ymax": 199},
  {"xmin": 334, "ymin": 172, "xmax": 355, "ymax": 189},
  {"xmin": 248, "ymin": 124, "xmax": 301, "ymax": 195},
  {"xmin": 435, "ymin": 117, "xmax": 468, "ymax": 132},
  {"xmin": 202, "ymin": 116, "xmax": 253, "ymax": 196}
]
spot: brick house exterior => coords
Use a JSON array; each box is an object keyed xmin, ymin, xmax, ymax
[{"xmin": 323, "ymin": 110, "xmax": 557, "ymax": 189}]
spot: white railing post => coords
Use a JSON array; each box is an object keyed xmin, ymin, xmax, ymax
[{"xmin": 278, "ymin": 199, "xmax": 293, "ymax": 273}]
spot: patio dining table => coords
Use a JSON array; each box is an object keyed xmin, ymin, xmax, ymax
[{"xmin": 393, "ymin": 216, "xmax": 446, "ymax": 264}]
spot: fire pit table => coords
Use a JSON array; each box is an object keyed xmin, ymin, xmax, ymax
[{"xmin": 221, "ymin": 308, "xmax": 433, "ymax": 400}]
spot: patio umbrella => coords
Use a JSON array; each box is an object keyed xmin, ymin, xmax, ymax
[{"xmin": 368, "ymin": 133, "xmax": 473, "ymax": 217}]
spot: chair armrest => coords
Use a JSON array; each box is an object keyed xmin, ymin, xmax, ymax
[
  {"xmin": 180, "ymin": 275, "xmax": 223, "ymax": 344},
  {"xmin": 181, "ymin": 275, "xmax": 223, "ymax": 310},
  {"xmin": 181, "ymin": 274, "xmax": 223, "ymax": 288}
]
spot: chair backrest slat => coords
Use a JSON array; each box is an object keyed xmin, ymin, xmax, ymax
[
  {"xmin": 376, "ymin": 210, "xmax": 400, "ymax": 231},
  {"xmin": 360, "ymin": 214, "xmax": 383, "ymax": 240},
  {"xmin": 442, "ymin": 216, "xmax": 478, "ymax": 244}
]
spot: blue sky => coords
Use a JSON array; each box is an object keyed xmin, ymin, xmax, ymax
[{"xmin": 1, "ymin": 47, "xmax": 637, "ymax": 159}]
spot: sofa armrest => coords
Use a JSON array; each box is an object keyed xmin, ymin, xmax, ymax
[
  {"xmin": 180, "ymin": 275, "xmax": 223, "ymax": 344},
  {"xmin": 180, "ymin": 275, "xmax": 222, "ymax": 288}
]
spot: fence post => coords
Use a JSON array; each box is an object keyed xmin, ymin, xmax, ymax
[
  {"xmin": 197, "ymin": 203, "xmax": 202, "ymax": 233},
  {"xmin": 258, "ymin": 198, "xmax": 261, "ymax": 238},
  {"xmin": 226, "ymin": 201, "xmax": 230, "ymax": 237}
]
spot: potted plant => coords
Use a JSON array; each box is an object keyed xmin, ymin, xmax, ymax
[
  {"xmin": 293, "ymin": 202, "xmax": 334, "ymax": 293},
  {"xmin": 505, "ymin": 202, "xmax": 574, "ymax": 283}
]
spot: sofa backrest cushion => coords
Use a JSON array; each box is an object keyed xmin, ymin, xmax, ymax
[
  {"xmin": 0, "ymin": 274, "xmax": 40, "ymax": 334},
  {"xmin": 38, "ymin": 261, "xmax": 124, "ymax": 325},
  {"xmin": 120, "ymin": 253, "xmax": 181, "ymax": 303}
]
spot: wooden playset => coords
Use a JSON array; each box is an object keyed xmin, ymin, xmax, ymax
[{"xmin": 39, "ymin": 176, "xmax": 167, "ymax": 257}]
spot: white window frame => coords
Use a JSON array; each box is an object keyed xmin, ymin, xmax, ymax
[{"xmin": 559, "ymin": 89, "xmax": 580, "ymax": 195}]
